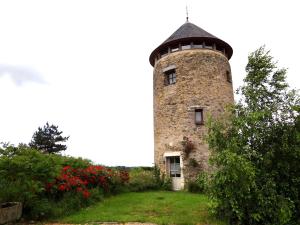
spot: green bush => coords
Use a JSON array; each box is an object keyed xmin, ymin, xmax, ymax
[
  {"xmin": 0, "ymin": 147, "xmax": 61, "ymax": 203},
  {"xmin": 207, "ymin": 47, "xmax": 300, "ymax": 225},
  {"xmin": 187, "ymin": 181, "xmax": 201, "ymax": 193},
  {"xmin": 25, "ymin": 188, "xmax": 104, "ymax": 219},
  {"xmin": 128, "ymin": 168, "xmax": 158, "ymax": 191},
  {"xmin": 0, "ymin": 146, "xmax": 62, "ymax": 219},
  {"xmin": 160, "ymin": 173, "xmax": 172, "ymax": 191},
  {"xmin": 59, "ymin": 155, "xmax": 92, "ymax": 169},
  {"xmin": 48, "ymin": 188, "xmax": 104, "ymax": 219},
  {"xmin": 0, "ymin": 145, "xmax": 110, "ymax": 219},
  {"xmin": 187, "ymin": 172, "xmax": 209, "ymax": 193},
  {"xmin": 128, "ymin": 166, "xmax": 171, "ymax": 192}
]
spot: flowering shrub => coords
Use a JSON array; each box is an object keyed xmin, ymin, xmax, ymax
[
  {"xmin": 46, "ymin": 165, "xmax": 129, "ymax": 199},
  {"xmin": 119, "ymin": 170, "xmax": 130, "ymax": 183},
  {"xmin": 0, "ymin": 145, "xmax": 130, "ymax": 219},
  {"xmin": 181, "ymin": 136, "xmax": 195, "ymax": 157}
]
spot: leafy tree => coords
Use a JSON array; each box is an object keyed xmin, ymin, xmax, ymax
[
  {"xmin": 29, "ymin": 122, "xmax": 69, "ymax": 154},
  {"xmin": 207, "ymin": 46, "xmax": 300, "ymax": 225},
  {"xmin": 0, "ymin": 142, "xmax": 30, "ymax": 157}
]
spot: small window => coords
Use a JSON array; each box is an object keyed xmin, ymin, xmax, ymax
[
  {"xmin": 160, "ymin": 48, "xmax": 169, "ymax": 57},
  {"xmin": 216, "ymin": 45, "xmax": 223, "ymax": 52},
  {"xmin": 195, "ymin": 109, "xmax": 204, "ymax": 125},
  {"xmin": 171, "ymin": 47, "xmax": 179, "ymax": 52},
  {"xmin": 164, "ymin": 69, "xmax": 176, "ymax": 85},
  {"xmin": 194, "ymin": 44, "xmax": 203, "ymax": 49},
  {"xmin": 226, "ymin": 71, "xmax": 232, "ymax": 83},
  {"xmin": 181, "ymin": 44, "xmax": 191, "ymax": 50},
  {"xmin": 193, "ymin": 42, "xmax": 203, "ymax": 49}
]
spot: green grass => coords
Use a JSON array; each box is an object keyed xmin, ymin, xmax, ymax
[{"xmin": 58, "ymin": 191, "xmax": 227, "ymax": 225}]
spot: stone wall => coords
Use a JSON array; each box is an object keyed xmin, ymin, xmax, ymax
[{"xmin": 153, "ymin": 49, "xmax": 234, "ymax": 182}]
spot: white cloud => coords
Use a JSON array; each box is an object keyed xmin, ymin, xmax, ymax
[{"xmin": 0, "ymin": 64, "xmax": 46, "ymax": 86}]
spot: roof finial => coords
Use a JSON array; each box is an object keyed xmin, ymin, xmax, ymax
[{"xmin": 186, "ymin": 5, "xmax": 189, "ymax": 22}]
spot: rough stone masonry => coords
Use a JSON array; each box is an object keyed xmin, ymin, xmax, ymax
[{"xmin": 153, "ymin": 49, "xmax": 234, "ymax": 182}]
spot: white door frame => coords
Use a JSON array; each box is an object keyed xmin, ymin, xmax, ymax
[{"xmin": 164, "ymin": 152, "xmax": 184, "ymax": 190}]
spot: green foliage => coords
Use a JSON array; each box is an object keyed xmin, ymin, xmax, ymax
[
  {"xmin": 29, "ymin": 122, "xmax": 69, "ymax": 154},
  {"xmin": 59, "ymin": 155, "xmax": 92, "ymax": 168},
  {"xmin": 187, "ymin": 181, "xmax": 201, "ymax": 193},
  {"xmin": 0, "ymin": 145, "xmax": 121, "ymax": 220},
  {"xmin": 0, "ymin": 146, "xmax": 62, "ymax": 218},
  {"xmin": 207, "ymin": 46, "xmax": 300, "ymax": 225},
  {"xmin": 128, "ymin": 166, "xmax": 171, "ymax": 192},
  {"xmin": 188, "ymin": 158, "xmax": 199, "ymax": 167},
  {"xmin": 128, "ymin": 168, "xmax": 159, "ymax": 191},
  {"xmin": 24, "ymin": 188, "xmax": 104, "ymax": 219},
  {"xmin": 187, "ymin": 171, "xmax": 209, "ymax": 193},
  {"xmin": 154, "ymin": 165, "xmax": 172, "ymax": 191}
]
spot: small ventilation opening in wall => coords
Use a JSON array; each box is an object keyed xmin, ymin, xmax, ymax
[
  {"xmin": 226, "ymin": 71, "xmax": 232, "ymax": 83},
  {"xmin": 195, "ymin": 108, "xmax": 204, "ymax": 125}
]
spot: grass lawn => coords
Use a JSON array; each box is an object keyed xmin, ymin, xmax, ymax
[{"xmin": 58, "ymin": 191, "xmax": 227, "ymax": 225}]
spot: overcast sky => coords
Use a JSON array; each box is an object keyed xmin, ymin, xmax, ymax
[{"xmin": 0, "ymin": 0, "xmax": 299, "ymax": 166}]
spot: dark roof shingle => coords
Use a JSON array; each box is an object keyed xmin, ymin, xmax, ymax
[
  {"xmin": 162, "ymin": 22, "xmax": 217, "ymax": 44},
  {"xmin": 149, "ymin": 21, "xmax": 233, "ymax": 66}
]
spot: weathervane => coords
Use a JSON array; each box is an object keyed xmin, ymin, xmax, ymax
[{"xmin": 186, "ymin": 5, "xmax": 189, "ymax": 22}]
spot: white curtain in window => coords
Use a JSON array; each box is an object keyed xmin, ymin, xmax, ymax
[{"xmin": 195, "ymin": 111, "xmax": 202, "ymax": 123}]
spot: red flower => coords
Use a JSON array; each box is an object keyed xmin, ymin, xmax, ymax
[
  {"xmin": 63, "ymin": 165, "xmax": 71, "ymax": 171},
  {"xmin": 58, "ymin": 184, "xmax": 67, "ymax": 191},
  {"xmin": 120, "ymin": 171, "xmax": 129, "ymax": 183},
  {"xmin": 46, "ymin": 164, "xmax": 127, "ymax": 195},
  {"xmin": 58, "ymin": 174, "xmax": 69, "ymax": 181},
  {"xmin": 82, "ymin": 190, "xmax": 90, "ymax": 199},
  {"xmin": 95, "ymin": 165, "xmax": 104, "ymax": 171},
  {"xmin": 82, "ymin": 180, "xmax": 88, "ymax": 186},
  {"xmin": 45, "ymin": 182, "xmax": 53, "ymax": 191},
  {"xmin": 99, "ymin": 176, "xmax": 106, "ymax": 184}
]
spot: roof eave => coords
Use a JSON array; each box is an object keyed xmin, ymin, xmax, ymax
[{"xmin": 149, "ymin": 37, "xmax": 233, "ymax": 67}]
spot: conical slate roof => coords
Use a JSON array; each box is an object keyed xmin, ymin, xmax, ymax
[
  {"xmin": 149, "ymin": 21, "xmax": 233, "ymax": 66},
  {"xmin": 162, "ymin": 22, "xmax": 217, "ymax": 44}
]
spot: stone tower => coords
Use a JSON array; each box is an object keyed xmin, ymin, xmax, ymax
[{"xmin": 149, "ymin": 20, "xmax": 234, "ymax": 190}]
